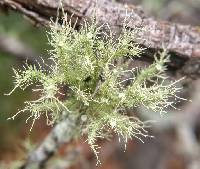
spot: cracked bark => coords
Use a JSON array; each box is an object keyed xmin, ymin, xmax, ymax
[
  {"xmin": 1, "ymin": 0, "xmax": 200, "ymax": 77},
  {"xmin": 1, "ymin": 0, "xmax": 200, "ymax": 58}
]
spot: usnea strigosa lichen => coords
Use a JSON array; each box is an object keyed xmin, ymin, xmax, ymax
[{"xmin": 7, "ymin": 13, "xmax": 183, "ymax": 163}]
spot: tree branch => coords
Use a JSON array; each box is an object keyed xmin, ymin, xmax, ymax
[
  {"xmin": 20, "ymin": 114, "xmax": 78, "ymax": 169},
  {"xmin": 0, "ymin": 34, "xmax": 41, "ymax": 61},
  {"xmin": 0, "ymin": 34, "xmax": 53, "ymax": 70},
  {"xmin": 0, "ymin": 0, "xmax": 200, "ymax": 61}
]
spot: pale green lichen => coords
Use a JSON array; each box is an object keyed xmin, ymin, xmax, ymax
[{"xmin": 7, "ymin": 14, "xmax": 182, "ymax": 163}]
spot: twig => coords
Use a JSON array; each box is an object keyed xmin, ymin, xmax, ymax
[
  {"xmin": 0, "ymin": 34, "xmax": 53, "ymax": 70},
  {"xmin": 0, "ymin": 0, "xmax": 200, "ymax": 60},
  {"xmin": 20, "ymin": 114, "xmax": 78, "ymax": 169},
  {"xmin": 0, "ymin": 34, "xmax": 41, "ymax": 62}
]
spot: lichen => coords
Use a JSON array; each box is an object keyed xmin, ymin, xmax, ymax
[{"xmin": 7, "ymin": 14, "xmax": 182, "ymax": 164}]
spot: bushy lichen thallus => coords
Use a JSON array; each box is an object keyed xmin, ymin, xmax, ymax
[{"xmin": 6, "ymin": 11, "xmax": 184, "ymax": 164}]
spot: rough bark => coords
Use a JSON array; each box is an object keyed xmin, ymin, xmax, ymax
[
  {"xmin": 1, "ymin": 0, "xmax": 200, "ymax": 60},
  {"xmin": 20, "ymin": 115, "xmax": 78, "ymax": 169}
]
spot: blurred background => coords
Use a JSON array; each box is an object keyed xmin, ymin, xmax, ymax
[{"xmin": 0, "ymin": 0, "xmax": 200, "ymax": 169}]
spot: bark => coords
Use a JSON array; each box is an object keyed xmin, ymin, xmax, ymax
[
  {"xmin": 1, "ymin": 0, "xmax": 200, "ymax": 60},
  {"xmin": 20, "ymin": 115, "xmax": 78, "ymax": 169}
]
